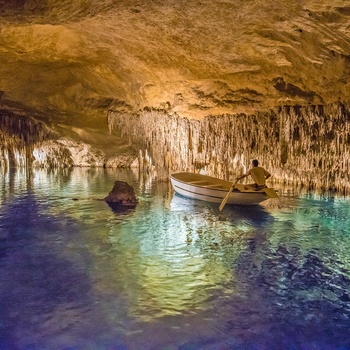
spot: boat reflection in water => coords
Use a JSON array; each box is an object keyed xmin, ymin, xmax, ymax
[{"xmin": 1, "ymin": 167, "xmax": 350, "ymax": 349}]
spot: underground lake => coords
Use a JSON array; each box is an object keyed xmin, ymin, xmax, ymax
[{"xmin": 1, "ymin": 167, "xmax": 350, "ymax": 350}]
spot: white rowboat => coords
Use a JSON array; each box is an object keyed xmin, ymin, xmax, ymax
[{"xmin": 170, "ymin": 172, "xmax": 277, "ymax": 206}]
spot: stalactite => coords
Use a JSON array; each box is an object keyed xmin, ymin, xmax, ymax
[
  {"xmin": 0, "ymin": 111, "xmax": 53, "ymax": 145},
  {"xmin": 107, "ymin": 102, "xmax": 350, "ymax": 192},
  {"xmin": 0, "ymin": 111, "xmax": 55, "ymax": 169}
]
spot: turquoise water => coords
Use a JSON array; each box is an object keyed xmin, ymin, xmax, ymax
[{"xmin": 1, "ymin": 167, "xmax": 350, "ymax": 349}]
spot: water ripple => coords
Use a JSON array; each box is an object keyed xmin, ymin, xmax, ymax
[{"xmin": 2, "ymin": 168, "xmax": 350, "ymax": 349}]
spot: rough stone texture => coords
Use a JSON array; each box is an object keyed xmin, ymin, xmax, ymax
[
  {"xmin": 0, "ymin": 110, "xmax": 137, "ymax": 168},
  {"xmin": 104, "ymin": 181, "xmax": 138, "ymax": 208},
  {"xmin": 1, "ymin": 1, "xmax": 350, "ymax": 186},
  {"xmin": 1, "ymin": 0, "xmax": 350, "ymax": 123},
  {"xmin": 108, "ymin": 104, "xmax": 350, "ymax": 192}
]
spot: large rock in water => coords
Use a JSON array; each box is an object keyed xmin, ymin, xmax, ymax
[{"xmin": 104, "ymin": 181, "xmax": 138, "ymax": 208}]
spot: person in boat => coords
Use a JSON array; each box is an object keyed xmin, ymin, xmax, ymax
[{"xmin": 236, "ymin": 159, "xmax": 271, "ymax": 190}]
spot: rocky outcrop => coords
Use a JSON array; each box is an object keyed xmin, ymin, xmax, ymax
[{"xmin": 104, "ymin": 181, "xmax": 138, "ymax": 209}]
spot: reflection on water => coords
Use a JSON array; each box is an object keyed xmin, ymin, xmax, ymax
[{"xmin": 1, "ymin": 167, "xmax": 350, "ymax": 349}]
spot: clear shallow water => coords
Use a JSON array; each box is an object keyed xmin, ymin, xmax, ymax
[{"xmin": 1, "ymin": 168, "xmax": 350, "ymax": 349}]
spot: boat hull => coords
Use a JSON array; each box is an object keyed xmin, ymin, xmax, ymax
[{"xmin": 170, "ymin": 172, "xmax": 269, "ymax": 206}]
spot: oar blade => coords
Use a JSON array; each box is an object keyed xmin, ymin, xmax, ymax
[{"xmin": 262, "ymin": 188, "xmax": 279, "ymax": 198}]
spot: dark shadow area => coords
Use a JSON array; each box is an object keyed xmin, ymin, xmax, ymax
[
  {"xmin": 224, "ymin": 244, "xmax": 350, "ymax": 349},
  {"xmin": 106, "ymin": 202, "xmax": 137, "ymax": 215},
  {"xmin": 0, "ymin": 194, "xmax": 126, "ymax": 349}
]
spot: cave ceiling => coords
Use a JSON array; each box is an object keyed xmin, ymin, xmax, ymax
[{"xmin": 1, "ymin": 0, "xmax": 350, "ymax": 145}]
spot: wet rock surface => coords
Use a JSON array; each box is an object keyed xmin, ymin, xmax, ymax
[{"xmin": 104, "ymin": 181, "xmax": 138, "ymax": 208}]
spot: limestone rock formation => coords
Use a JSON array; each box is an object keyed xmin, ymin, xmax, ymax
[
  {"xmin": 1, "ymin": 0, "xmax": 349, "ymax": 123},
  {"xmin": 104, "ymin": 181, "xmax": 138, "ymax": 209},
  {"xmin": 107, "ymin": 104, "xmax": 350, "ymax": 191},
  {"xmin": 1, "ymin": 1, "xmax": 350, "ymax": 190}
]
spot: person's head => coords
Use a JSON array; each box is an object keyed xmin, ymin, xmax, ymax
[{"xmin": 252, "ymin": 159, "xmax": 259, "ymax": 167}]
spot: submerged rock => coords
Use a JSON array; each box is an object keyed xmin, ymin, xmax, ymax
[{"xmin": 104, "ymin": 181, "xmax": 138, "ymax": 208}]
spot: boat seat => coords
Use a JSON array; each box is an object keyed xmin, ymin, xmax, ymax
[
  {"xmin": 189, "ymin": 181, "xmax": 209, "ymax": 185},
  {"xmin": 203, "ymin": 184, "xmax": 223, "ymax": 188}
]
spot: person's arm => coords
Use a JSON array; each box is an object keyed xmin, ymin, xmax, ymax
[
  {"xmin": 237, "ymin": 169, "xmax": 251, "ymax": 181},
  {"xmin": 264, "ymin": 169, "xmax": 271, "ymax": 180}
]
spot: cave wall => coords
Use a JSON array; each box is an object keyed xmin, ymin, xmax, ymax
[
  {"xmin": 3, "ymin": 101, "xmax": 350, "ymax": 193},
  {"xmin": 0, "ymin": 110, "xmax": 52, "ymax": 168},
  {"xmin": 108, "ymin": 102, "xmax": 350, "ymax": 192},
  {"xmin": 0, "ymin": 110, "xmax": 106, "ymax": 169},
  {"xmin": 1, "ymin": 0, "xmax": 350, "ymax": 191}
]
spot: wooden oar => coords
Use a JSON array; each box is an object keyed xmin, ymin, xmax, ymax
[
  {"xmin": 219, "ymin": 180, "xmax": 238, "ymax": 211},
  {"xmin": 262, "ymin": 187, "xmax": 279, "ymax": 198}
]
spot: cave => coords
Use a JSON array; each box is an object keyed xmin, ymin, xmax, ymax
[
  {"xmin": 1, "ymin": 0, "xmax": 350, "ymax": 191},
  {"xmin": 2, "ymin": 1, "xmax": 350, "ymax": 349}
]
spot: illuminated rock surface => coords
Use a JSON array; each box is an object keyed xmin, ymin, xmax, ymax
[
  {"xmin": 1, "ymin": 0, "xmax": 350, "ymax": 189},
  {"xmin": 108, "ymin": 104, "xmax": 350, "ymax": 191},
  {"xmin": 104, "ymin": 180, "xmax": 138, "ymax": 208}
]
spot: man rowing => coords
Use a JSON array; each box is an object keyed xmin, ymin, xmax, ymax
[{"xmin": 236, "ymin": 159, "xmax": 271, "ymax": 190}]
